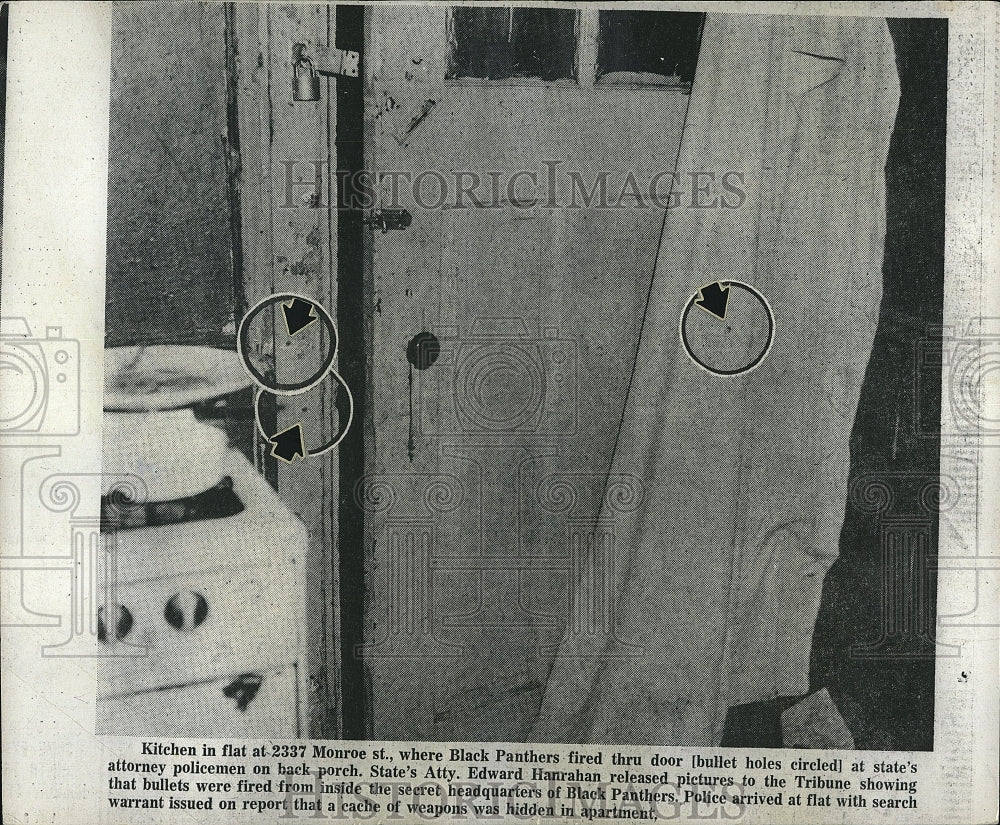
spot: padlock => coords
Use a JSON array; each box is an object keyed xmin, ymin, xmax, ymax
[{"xmin": 293, "ymin": 56, "xmax": 320, "ymax": 102}]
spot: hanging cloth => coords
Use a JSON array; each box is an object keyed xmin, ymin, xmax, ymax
[{"xmin": 532, "ymin": 13, "xmax": 900, "ymax": 746}]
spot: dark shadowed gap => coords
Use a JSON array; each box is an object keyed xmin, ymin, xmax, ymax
[
  {"xmin": 224, "ymin": 3, "xmax": 246, "ymax": 327},
  {"xmin": 336, "ymin": 2, "xmax": 367, "ymax": 740},
  {"xmin": 808, "ymin": 17, "xmax": 947, "ymax": 752},
  {"xmin": 220, "ymin": 3, "xmax": 258, "ymax": 467},
  {"xmin": 723, "ymin": 18, "xmax": 947, "ymax": 751}
]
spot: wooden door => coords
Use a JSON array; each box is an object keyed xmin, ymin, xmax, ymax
[{"xmin": 363, "ymin": 5, "xmax": 700, "ymax": 741}]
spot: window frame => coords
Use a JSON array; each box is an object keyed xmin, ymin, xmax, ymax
[{"xmin": 443, "ymin": 6, "xmax": 698, "ymax": 91}]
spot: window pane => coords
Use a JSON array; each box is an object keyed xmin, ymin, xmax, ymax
[
  {"xmin": 598, "ymin": 11, "xmax": 704, "ymax": 84},
  {"xmin": 510, "ymin": 8, "xmax": 576, "ymax": 81},
  {"xmin": 449, "ymin": 7, "xmax": 512, "ymax": 80},
  {"xmin": 449, "ymin": 7, "xmax": 577, "ymax": 81}
]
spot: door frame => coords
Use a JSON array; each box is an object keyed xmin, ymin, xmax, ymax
[{"xmin": 232, "ymin": 2, "xmax": 349, "ymax": 738}]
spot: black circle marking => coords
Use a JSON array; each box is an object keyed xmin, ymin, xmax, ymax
[
  {"xmin": 253, "ymin": 367, "xmax": 355, "ymax": 459},
  {"xmin": 680, "ymin": 281, "xmax": 774, "ymax": 376},
  {"xmin": 237, "ymin": 293, "xmax": 338, "ymax": 394}
]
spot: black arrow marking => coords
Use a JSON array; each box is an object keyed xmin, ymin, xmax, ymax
[
  {"xmin": 269, "ymin": 423, "xmax": 305, "ymax": 463},
  {"xmin": 282, "ymin": 298, "xmax": 317, "ymax": 336},
  {"xmin": 695, "ymin": 282, "xmax": 730, "ymax": 320}
]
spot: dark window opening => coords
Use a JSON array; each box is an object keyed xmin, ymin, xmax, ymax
[
  {"xmin": 597, "ymin": 11, "xmax": 704, "ymax": 86},
  {"xmin": 448, "ymin": 7, "xmax": 577, "ymax": 82}
]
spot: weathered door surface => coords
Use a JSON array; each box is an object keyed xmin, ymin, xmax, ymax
[{"xmin": 363, "ymin": 5, "xmax": 697, "ymax": 741}]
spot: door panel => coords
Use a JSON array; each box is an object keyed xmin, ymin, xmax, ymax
[{"xmin": 364, "ymin": 4, "xmax": 691, "ymax": 741}]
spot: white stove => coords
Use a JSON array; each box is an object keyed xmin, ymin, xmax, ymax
[{"xmin": 97, "ymin": 348, "xmax": 308, "ymax": 738}]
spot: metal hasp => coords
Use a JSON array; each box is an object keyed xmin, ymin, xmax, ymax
[
  {"xmin": 364, "ymin": 209, "xmax": 412, "ymax": 233},
  {"xmin": 291, "ymin": 42, "xmax": 360, "ymax": 102}
]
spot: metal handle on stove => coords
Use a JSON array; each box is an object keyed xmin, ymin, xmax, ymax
[{"xmin": 223, "ymin": 673, "xmax": 264, "ymax": 712}]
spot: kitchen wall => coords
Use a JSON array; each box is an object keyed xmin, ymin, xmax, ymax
[{"xmin": 105, "ymin": 2, "xmax": 237, "ymax": 348}]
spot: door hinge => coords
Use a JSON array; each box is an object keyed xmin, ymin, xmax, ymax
[{"xmin": 363, "ymin": 209, "xmax": 412, "ymax": 233}]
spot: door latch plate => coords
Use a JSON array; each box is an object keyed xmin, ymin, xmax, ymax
[{"xmin": 364, "ymin": 209, "xmax": 412, "ymax": 232}]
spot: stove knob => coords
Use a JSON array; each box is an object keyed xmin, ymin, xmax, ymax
[
  {"xmin": 164, "ymin": 591, "xmax": 209, "ymax": 631},
  {"xmin": 97, "ymin": 604, "xmax": 134, "ymax": 642}
]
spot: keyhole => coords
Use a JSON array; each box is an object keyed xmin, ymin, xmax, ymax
[{"xmin": 406, "ymin": 331, "xmax": 441, "ymax": 370}]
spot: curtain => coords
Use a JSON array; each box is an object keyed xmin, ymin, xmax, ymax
[{"xmin": 532, "ymin": 13, "xmax": 900, "ymax": 746}]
